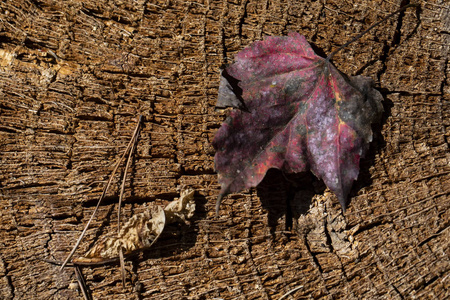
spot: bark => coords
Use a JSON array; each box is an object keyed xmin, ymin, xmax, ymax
[{"xmin": 0, "ymin": 0, "xmax": 449, "ymax": 299}]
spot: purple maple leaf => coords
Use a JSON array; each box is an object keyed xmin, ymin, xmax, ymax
[{"xmin": 213, "ymin": 32, "xmax": 383, "ymax": 212}]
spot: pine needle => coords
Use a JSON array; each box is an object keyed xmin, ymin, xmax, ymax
[{"xmin": 59, "ymin": 116, "xmax": 143, "ymax": 271}]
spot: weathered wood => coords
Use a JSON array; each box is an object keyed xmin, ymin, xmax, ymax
[{"xmin": 0, "ymin": 0, "xmax": 448, "ymax": 299}]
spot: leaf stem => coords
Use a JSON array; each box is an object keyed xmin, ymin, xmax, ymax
[{"xmin": 326, "ymin": 3, "xmax": 418, "ymax": 61}]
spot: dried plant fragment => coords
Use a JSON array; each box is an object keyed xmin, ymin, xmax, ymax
[
  {"xmin": 74, "ymin": 206, "xmax": 165, "ymax": 264},
  {"xmin": 73, "ymin": 188, "xmax": 196, "ymax": 264},
  {"xmin": 164, "ymin": 188, "xmax": 196, "ymax": 224}
]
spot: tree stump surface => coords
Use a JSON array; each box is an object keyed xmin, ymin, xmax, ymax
[{"xmin": 0, "ymin": 0, "xmax": 448, "ymax": 299}]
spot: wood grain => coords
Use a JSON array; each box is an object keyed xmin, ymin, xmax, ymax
[{"xmin": 0, "ymin": 0, "xmax": 448, "ymax": 299}]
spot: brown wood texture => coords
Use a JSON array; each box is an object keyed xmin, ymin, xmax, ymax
[{"xmin": 0, "ymin": 0, "xmax": 449, "ymax": 299}]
